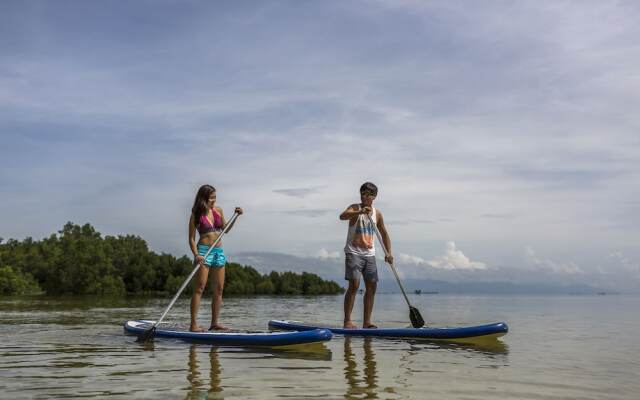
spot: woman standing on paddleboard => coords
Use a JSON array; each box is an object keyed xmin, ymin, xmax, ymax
[{"xmin": 188, "ymin": 184, "xmax": 243, "ymax": 332}]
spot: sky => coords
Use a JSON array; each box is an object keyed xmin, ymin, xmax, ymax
[{"xmin": 1, "ymin": 1, "xmax": 639, "ymax": 292}]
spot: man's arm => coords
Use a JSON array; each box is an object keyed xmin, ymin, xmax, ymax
[
  {"xmin": 376, "ymin": 210, "xmax": 394, "ymax": 264},
  {"xmin": 339, "ymin": 204, "xmax": 362, "ymax": 221}
]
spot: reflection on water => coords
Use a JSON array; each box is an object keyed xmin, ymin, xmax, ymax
[
  {"xmin": 404, "ymin": 338, "xmax": 510, "ymax": 356},
  {"xmin": 186, "ymin": 345, "xmax": 223, "ymax": 400},
  {"xmin": 342, "ymin": 336, "xmax": 509, "ymax": 399},
  {"xmin": 137, "ymin": 339, "xmax": 156, "ymax": 352},
  {"xmin": 184, "ymin": 343, "xmax": 333, "ymax": 399},
  {"xmin": 344, "ymin": 338, "xmax": 380, "ymax": 399},
  {"xmin": 3, "ymin": 294, "xmax": 638, "ymax": 399},
  {"xmin": 209, "ymin": 348, "xmax": 222, "ymax": 398},
  {"xmin": 174, "ymin": 337, "xmax": 507, "ymax": 400}
]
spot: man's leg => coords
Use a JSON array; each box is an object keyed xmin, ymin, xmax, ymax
[
  {"xmin": 362, "ymin": 255, "xmax": 379, "ymax": 328},
  {"xmin": 363, "ymin": 280, "xmax": 377, "ymax": 328},
  {"xmin": 343, "ymin": 278, "xmax": 359, "ymax": 329}
]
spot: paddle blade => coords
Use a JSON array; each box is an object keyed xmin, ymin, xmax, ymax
[
  {"xmin": 136, "ymin": 326, "xmax": 156, "ymax": 343},
  {"xmin": 409, "ymin": 306, "xmax": 425, "ymax": 328}
]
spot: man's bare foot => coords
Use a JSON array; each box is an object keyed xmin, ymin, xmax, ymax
[
  {"xmin": 209, "ymin": 324, "xmax": 231, "ymax": 331},
  {"xmin": 343, "ymin": 321, "xmax": 357, "ymax": 329},
  {"xmin": 190, "ymin": 325, "xmax": 205, "ymax": 332},
  {"xmin": 363, "ymin": 324, "xmax": 378, "ymax": 329}
]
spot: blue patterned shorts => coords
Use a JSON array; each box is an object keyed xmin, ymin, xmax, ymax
[{"xmin": 197, "ymin": 245, "xmax": 227, "ymax": 268}]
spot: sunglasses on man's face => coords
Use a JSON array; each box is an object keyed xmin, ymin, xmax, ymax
[{"xmin": 361, "ymin": 191, "xmax": 377, "ymax": 197}]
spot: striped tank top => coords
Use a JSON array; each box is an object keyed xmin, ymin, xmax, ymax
[{"xmin": 344, "ymin": 206, "xmax": 376, "ymax": 256}]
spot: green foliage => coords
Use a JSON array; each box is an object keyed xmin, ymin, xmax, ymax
[
  {"xmin": 87, "ymin": 275, "xmax": 127, "ymax": 296},
  {"xmin": 0, "ymin": 222, "xmax": 344, "ymax": 296},
  {"xmin": 255, "ymin": 279, "xmax": 276, "ymax": 295},
  {"xmin": 222, "ymin": 265, "xmax": 343, "ymax": 296},
  {"xmin": 0, "ymin": 265, "xmax": 41, "ymax": 295}
]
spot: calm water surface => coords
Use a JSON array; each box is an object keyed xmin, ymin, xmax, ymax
[{"xmin": 1, "ymin": 293, "xmax": 639, "ymax": 399}]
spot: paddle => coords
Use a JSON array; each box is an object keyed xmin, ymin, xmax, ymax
[
  {"xmin": 367, "ymin": 214, "xmax": 425, "ymax": 328},
  {"xmin": 137, "ymin": 211, "xmax": 240, "ymax": 342}
]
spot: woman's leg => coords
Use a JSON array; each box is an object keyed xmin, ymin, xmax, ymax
[
  {"xmin": 209, "ymin": 267, "xmax": 227, "ymax": 330},
  {"xmin": 190, "ymin": 264, "xmax": 209, "ymax": 332}
]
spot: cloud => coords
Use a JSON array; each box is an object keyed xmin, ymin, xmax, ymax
[
  {"xmin": 1, "ymin": 1, "xmax": 639, "ymax": 292},
  {"xmin": 386, "ymin": 218, "xmax": 453, "ymax": 225},
  {"xmin": 273, "ymin": 186, "xmax": 324, "ymax": 198},
  {"xmin": 591, "ymin": 252, "xmax": 640, "ymax": 291},
  {"xmin": 605, "ymin": 252, "xmax": 639, "ymax": 274},
  {"xmin": 427, "ymin": 242, "xmax": 487, "ymax": 270},
  {"xmin": 282, "ymin": 209, "xmax": 333, "ymax": 217},
  {"xmin": 400, "ymin": 241, "xmax": 487, "ymax": 270},
  {"xmin": 505, "ymin": 167, "xmax": 621, "ymax": 190},
  {"xmin": 399, "ymin": 253, "xmax": 429, "ymax": 265},
  {"xmin": 524, "ymin": 246, "xmax": 583, "ymax": 274},
  {"xmin": 481, "ymin": 213, "xmax": 517, "ymax": 219},
  {"xmin": 315, "ymin": 248, "xmax": 341, "ymax": 261}
]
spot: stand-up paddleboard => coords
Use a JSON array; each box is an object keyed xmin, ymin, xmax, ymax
[
  {"xmin": 268, "ymin": 320, "xmax": 508, "ymax": 342},
  {"xmin": 125, "ymin": 320, "xmax": 332, "ymax": 346}
]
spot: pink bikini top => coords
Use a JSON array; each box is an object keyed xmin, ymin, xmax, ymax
[{"xmin": 197, "ymin": 208, "xmax": 223, "ymax": 235}]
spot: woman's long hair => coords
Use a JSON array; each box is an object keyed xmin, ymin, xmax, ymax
[{"xmin": 192, "ymin": 184, "xmax": 216, "ymax": 225}]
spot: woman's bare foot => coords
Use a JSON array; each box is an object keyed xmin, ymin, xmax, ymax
[
  {"xmin": 343, "ymin": 321, "xmax": 357, "ymax": 329},
  {"xmin": 209, "ymin": 324, "xmax": 231, "ymax": 331},
  {"xmin": 190, "ymin": 325, "xmax": 205, "ymax": 332}
]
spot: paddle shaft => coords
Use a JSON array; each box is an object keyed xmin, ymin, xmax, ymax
[
  {"xmin": 151, "ymin": 212, "xmax": 239, "ymax": 330},
  {"xmin": 366, "ymin": 214, "xmax": 414, "ymax": 308}
]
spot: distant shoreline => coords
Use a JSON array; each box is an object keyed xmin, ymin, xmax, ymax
[{"xmin": 0, "ymin": 222, "xmax": 344, "ymax": 296}]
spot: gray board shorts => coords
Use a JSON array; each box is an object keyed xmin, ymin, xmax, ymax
[{"xmin": 345, "ymin": 252, "xmax": 378, "ymax": 282}]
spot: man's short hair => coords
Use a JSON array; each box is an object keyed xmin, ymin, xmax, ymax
[{"xmin": 360, "ymin": 182, "xmax": 378, "ymax": 196}]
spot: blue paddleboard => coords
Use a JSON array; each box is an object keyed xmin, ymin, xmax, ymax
[
  {"xmin": 268, "ymin": 320, "xmax": 508, "ymax": 342},
  {"xmin": 125, "ymin": 320, "xmax": 332, "ymax": 346}
]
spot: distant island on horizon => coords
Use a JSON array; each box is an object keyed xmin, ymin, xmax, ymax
[
  {"xmin": 3, "ymin": 224, "xmax": 628, "ymax": 297},
  {"xmin": 230, "ymin": 251, "xmax": 625, "ymax": 296}
]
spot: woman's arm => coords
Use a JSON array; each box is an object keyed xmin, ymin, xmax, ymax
[
  {"xmin": 188, "ymin": 213, "xmax": 203, "ymax": 264},
  {"xmin": 220, "ymin": 207, "xmax": 243, "ymax": 231}
]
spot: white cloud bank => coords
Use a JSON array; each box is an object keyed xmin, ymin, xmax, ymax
[
  {"xmin": 315, "ymin": 248, "xmax": 341, "ymax": 260},
  {"xmin": 600, "ymin": 252, "xmax": 639, "ymax": 282},
  {"xmin": 606, "ymin": 252, "xmax": 639, "ymax": 273},
  {"xmin": 400, "ymin": 241, "xmax": 487, "ymax": 270},
  {"xmin": 524, "ymin": 246, "xmax": 583, "ymax": 274}
]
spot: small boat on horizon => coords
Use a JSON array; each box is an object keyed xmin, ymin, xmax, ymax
[{"xmin": 414, "ymin": 289, "xmax": 438, "ymax": 295}]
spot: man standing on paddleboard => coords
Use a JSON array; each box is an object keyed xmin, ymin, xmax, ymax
[{"xmin": 340, "ymin": 182, "xmax": 393, "ymax": 329}]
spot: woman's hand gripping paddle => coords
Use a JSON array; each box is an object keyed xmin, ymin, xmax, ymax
[
  {"xmin": 137, "ymin": 212, "xmax": 240, "ymax": 342},
  {"xmin": 366, "ymin": 214, "xmax": 425, "ymax": 328}
]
